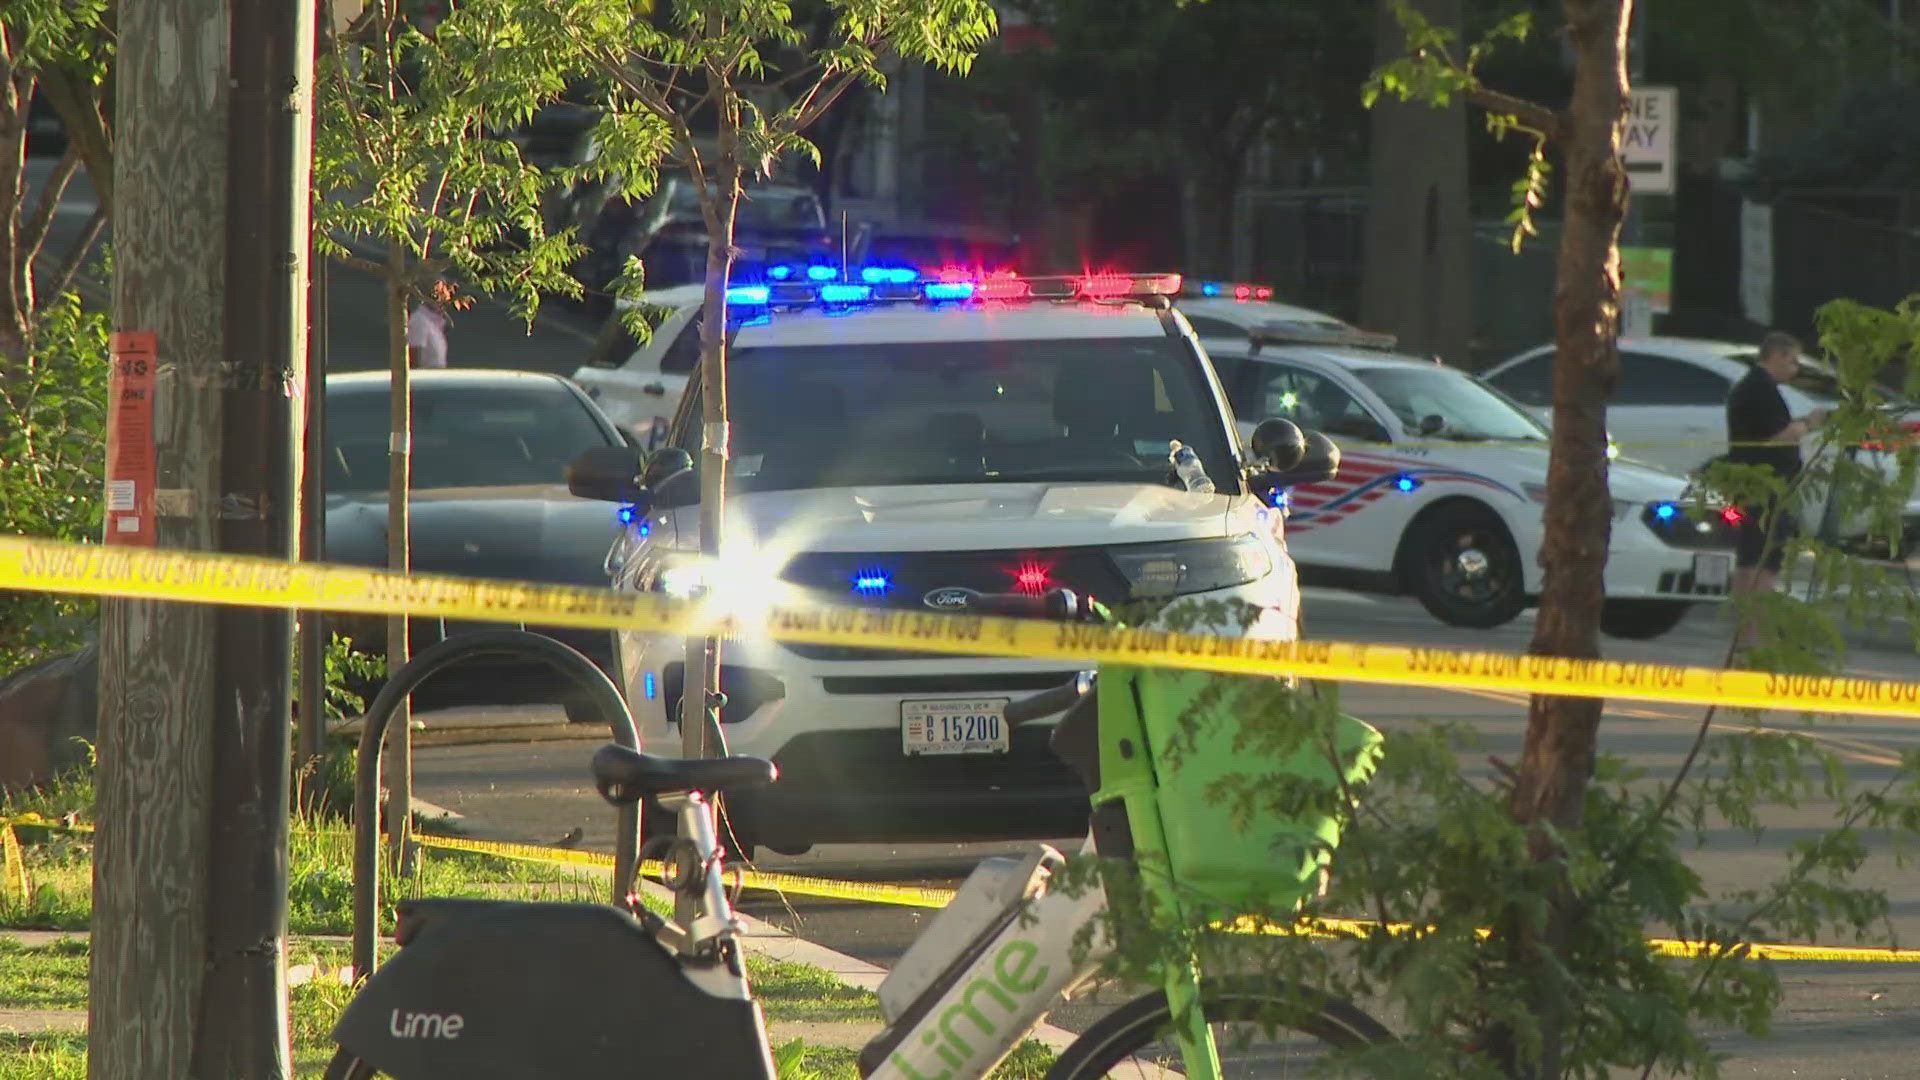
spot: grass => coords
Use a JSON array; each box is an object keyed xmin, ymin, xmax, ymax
[{"xmin": 0, "ymin": 934, "xmax": 1056, "ymax": 1078}]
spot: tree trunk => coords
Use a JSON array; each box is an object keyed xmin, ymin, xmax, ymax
[
  {"xmin": 1499, "ymin": 2, "xmax": 1631, "ymax": 1075},
  {"xmin": 90, "ymin": 0, "xmax": 228, "ymax": 1073},
  {"xmin": 190, "ymin": 0, "xmax": 312, "ymax": 1069},
  {"xmin": 1359, "ymin": 0, "xmax": 1473, "ymax": 364},
  {"xmin": 385, "ymin": 250, "xmax": 413, "ymax": 871},
  {"xmin": 0, "ymin": 64, "xmax": 30, "ymax": 363}
]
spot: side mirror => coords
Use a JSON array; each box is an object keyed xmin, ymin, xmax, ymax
[
  {"xmin": 567, "ymin": 445, "xmax": 646, "ymax": 504},
  {"xmin": 1249, "ymin": 418, "xmax": 1307, "ymax": 472},
  {"xmin": 643, "ymin": 448, "xmax": 700, "ymax": 510},
  {"xmin": 1267, "ymin": 429, "xmax": 1341, "ymax": 489}
]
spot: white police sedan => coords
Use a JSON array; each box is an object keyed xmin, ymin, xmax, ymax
[{"xmin": 1203, "ymin": 326, "xmax": 1740, "ymax": 638}]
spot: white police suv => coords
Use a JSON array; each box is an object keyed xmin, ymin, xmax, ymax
[
  {"xmin": 1203, "ymin": 325, "xmax": 1740, "ymax": 639},
  {"xmin": 566, "ymin": 268, "xmax": 1315, "ymax": 856}
]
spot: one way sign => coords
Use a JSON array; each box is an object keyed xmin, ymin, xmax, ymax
[{"xmin": 1624, "ymin": 86, "xmax": 1676, "ymax": 195}]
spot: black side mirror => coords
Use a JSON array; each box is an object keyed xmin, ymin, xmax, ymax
[
  {"xmin": 643, "ymin": 448, "xmax": 700, "ymax": 510},
  {"xmin": 567, "ymin": 445, "xmax": 646, "ymax": 504},
  {"xmin": 1250, "ymin": 418, "xmax": 1307, "ymax": 472},
  {"xmin": 1267, "ymin": 429, "xmax": 1341, "ymax": 489}
]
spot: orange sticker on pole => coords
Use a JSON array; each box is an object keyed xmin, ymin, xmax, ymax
[{"xmin": 104, "ymin": 332, "xmax": 158, "ymax": 547}]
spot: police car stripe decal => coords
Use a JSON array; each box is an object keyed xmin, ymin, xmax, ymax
[{"xmin": 1287, "ymin": 454, "xmax": 1523, "ymax": 532}]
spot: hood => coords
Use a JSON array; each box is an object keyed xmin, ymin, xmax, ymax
[
  {"xmin": 670, "ymin": 483, "xmax": 1238, "ymax": 553},
  {"xmin": 324, "ymin": 485, "xmax": 623, "ymax": 587}
]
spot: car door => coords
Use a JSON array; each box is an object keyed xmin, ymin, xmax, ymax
[
  {"xmin": 1609, "ymin": 351, "xmax": 1732, "ymax": 475},
  {"xmin": 1228, "ymin": 360, "xmax": 1398, "ymax": 572}
]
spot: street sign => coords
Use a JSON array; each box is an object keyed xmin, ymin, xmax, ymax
[
  {"xmin": 1621, "ymin": 246, "xmax": 1672, "ymax": 313},
  {"xmin": 1624, "ymin": 87, "xmax": 1676, "ymax": 195}
]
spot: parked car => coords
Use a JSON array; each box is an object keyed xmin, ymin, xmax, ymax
[
  {"xmin": 562, "ymin": 166, "xmax": 832, "ymax": 309},
  {"xmin": 570, "ymin": 284, "xmax": 708, "ymax": 450},
  {"xmin": 1483, "ymin": 336, "xmax": 1920, "ymax": 555},
  {"xmin": 1174, "ymin": 280, "xmax": 1383, "ymax": 345},
  {"xmin": 1201, "ymin": 326, "xmax": 1738, "ymax": 638},
  {"xmin": 567, "ymin": 268, "xmax": 1327, "ymax": 857},
  {"xmin": 321, "ymin": 369, "xmax": 636, "ymax": 713}
]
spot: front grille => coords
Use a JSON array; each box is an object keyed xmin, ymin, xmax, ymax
[
  {"xmin": 1641, "ymin": 505, "xmax": 1739, "ymax": 550},
  {"xmin": 777, "ymin": 547, "xmax": 1129, "ymax": 663}
]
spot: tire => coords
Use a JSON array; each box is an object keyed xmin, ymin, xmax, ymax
[
  {"xmin": 1599, "ymin": 598, "xmax": 1692, "ymax": 640},
  {"xmin": 1045, "ymin": 976, "xmax": 1394, "ymax": 1078},
  {"xmin": 322, "ymin": 1049, "xmax": 378, "ymax": 1079},
  {"xmin": 1403, "ymin": 503, "xmax": 1527, "ymax": 630}
]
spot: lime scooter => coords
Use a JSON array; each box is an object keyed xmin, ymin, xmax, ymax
[{"xmin": 322, "ymin": 422, "xmax": 1395, "ymax": 1079}]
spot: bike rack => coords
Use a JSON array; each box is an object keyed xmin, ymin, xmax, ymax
[{"xmin": 351, "ymin": 629, "xmax": 642, "ymax": 980}]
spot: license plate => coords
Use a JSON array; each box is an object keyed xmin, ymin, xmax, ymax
[
  {"xmin": 1693, "ymin": 553, "xmax": 1732, "ymax": 590},
  {"xmin": 901, "ymin": 698, "xmax": 1010, "ymax": 756}
]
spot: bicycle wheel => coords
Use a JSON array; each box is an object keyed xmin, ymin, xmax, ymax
[
  {"xmin": 322, "ymin": 1048, "xmax": 378, "ymax": 1080},
  {"xmin": 1045, "ymin": 976, "xmax": 1392, "ymax": 1078}
]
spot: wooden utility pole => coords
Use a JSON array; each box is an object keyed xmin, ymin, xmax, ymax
[
  {"xmin": 90, "ymin": 0, "xmax": 228, "ymax": 1071},
  {"xmin": 92, "ymin": 0, "xmax": 312, "ymax": 1074},
  {"xmin": 194, "ymin": 0, "xmax": 313, "ymax": 1070}
]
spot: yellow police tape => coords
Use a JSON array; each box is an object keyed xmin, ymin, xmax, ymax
[
  {"xmin": 1, "ymin": 823, "xmax": 29, "ymax": 907},
  {"xmin": 2, "ymin": 533, "xmax": 1918, "ymax": 717},
  {"xmin": 412, "ymin": 831, "xmax": 1920, "ymax": 964},
  {"xmin": 6, "ymin": 813, "xmax": 1915, "ymax": 963}
]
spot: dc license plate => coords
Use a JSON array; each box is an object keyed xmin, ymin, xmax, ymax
[
  {"xmin": 1693, "ymin": 553, "xmax": 1732, "ymax": 590},
  {"xmin": 901, "ymin": 698, "xmax": 1011, "ymax": 756}
]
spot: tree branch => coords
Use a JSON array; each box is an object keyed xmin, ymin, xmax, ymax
[
  {"xmin": 791, "ymin": 65, "xmax": 869, "ymax": 134},
  {"xmin": 326, "ymin": 249, "xmax": 388, "ymax": 277},
  {"xmin": 35, "ymin": 64, "xmax": 113, "ymax": 212},
  {"xmin": 36, "ymin": 203, "xmax": 105, "ymax": 306},
  {"xmin": 20, "ymin": 142, "xmax": 81, "ymax": 273},
  {"xmin": 1468, "ymin": 85, "xmax": 1563, "ymax": 143}
]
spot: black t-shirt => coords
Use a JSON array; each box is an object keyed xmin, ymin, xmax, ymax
[{"xmin": 1725, "ymin": 365, "xmax": 1800, "ymax": 481}]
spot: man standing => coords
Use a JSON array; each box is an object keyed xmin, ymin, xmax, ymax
[
  {"xmin": 1725, "ymin": 330, "xmax": 1827, "ymax": 650},
  {"xmin": 406, "ymin": 280, "xmax": 451, "ymax": 369}
]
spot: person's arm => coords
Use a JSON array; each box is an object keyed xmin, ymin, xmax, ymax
[{"xmin": 1769, "ymin": 407, "xmax": 1829, "ymax": 443}]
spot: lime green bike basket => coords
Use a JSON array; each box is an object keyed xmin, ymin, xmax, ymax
[{"xmin": 1117, "ymin": 666, "xmax": 1385, "ymax": 912}]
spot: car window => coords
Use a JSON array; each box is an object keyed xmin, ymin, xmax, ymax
[
  {"xmin": 659, "ymin": 312, "xmax": 704, "ymax": 375},
  {"xmin": 1485, "ymin": 353, "xmax": 1553, "ymax": 407},
  {"xmin": 1616, "ymin": 352, "xmax": 1730, "ymax": 406},
  {"xmin": 1184, "ymin": 315, "xmax": 1244, "ymax": 339},
  {"xmin": 1239, "ymin": 364, "xmax": 1387, "ymax": 442},
  {"xmin": 717, "ymin": 337, "xmax": 1241, "ymax": 495},
  {"xmin": 325, "ymin": 383, "xmax": 614, "ymax": 494},
  {"xmin": 1352, "ymin": 366, "xmax": 1548, "ymax": 442},
  {"xmin": 1720, "ymin": 349, "xmax": 1902, "ymax": 404}
]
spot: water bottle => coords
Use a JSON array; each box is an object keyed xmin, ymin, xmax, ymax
[{"xmin": 1169, "ymin": 440, "xmax": 1216, "ymax": 494}]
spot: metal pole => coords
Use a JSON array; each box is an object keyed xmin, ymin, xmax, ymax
[
  {"xmin": 299, "ymin": 220, "xmax": 329, "ymax": 781},
  {"xmin": 1621, "ymin": 1, "xmax": 1649, "ymax": 336},
  {"xmin": 194, "ymin": 0, "xmax": 314, "ymax": 1071}
]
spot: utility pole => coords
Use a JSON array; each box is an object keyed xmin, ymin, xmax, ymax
[
  {"xmin": 89, "ymin": 0, "xmax": 229, "ymax": 1074},
  {"xmin": 194, "ymin": 0, "xmax": 313, "ymax": 1069},
  {"xmin": 91, "ymin": 0, "xmax": 312, "ymax": 1074}
]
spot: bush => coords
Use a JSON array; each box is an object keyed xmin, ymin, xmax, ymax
[{"xmin": 0, "ymin": 291, "xmax": 110, "ymax": 676}]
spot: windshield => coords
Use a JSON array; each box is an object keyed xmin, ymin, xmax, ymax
[
  {"xmin": 709, "ymin": 337, "xmax": 1240, "ymax": 494},
  {"xmin": 324, "ymin": 384, "xmax": 614, "ymax": 494},
  {"xmin": 665, "ymin": 182, "xmax": 824, "ymax": 231},
  {"xmin": 1354, "ymin": 366, "xmax": 1548, "ymax": 442}
]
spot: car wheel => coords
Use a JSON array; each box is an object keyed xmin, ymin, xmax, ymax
[
  {"xmin": 1404, "ymin": 502, "xmax": 1527, "ymax": 629},
  {"xmin": 1599, "ymin": 598, "xmax": 1693, "ymax": 640}
]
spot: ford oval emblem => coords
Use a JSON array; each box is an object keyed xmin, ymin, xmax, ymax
[{"xmin": 923, "ymin": 586, "xmax": 978, "ymax": 610}]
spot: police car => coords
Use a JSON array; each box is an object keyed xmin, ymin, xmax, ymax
[
  {"xmin": 1202, "ymin": 325, "xmax": 1740, "ymax": 639},
  {"xmin": 563, "ymin": 268, "xmax": 1320, "ymax": 856}
]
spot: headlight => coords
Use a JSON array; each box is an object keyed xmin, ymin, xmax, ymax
[
  {"xmin": 1109, "ymin": 534, "xmax": 1273, "ymax": 599},
  {"xmin": 1522, "ymin": 482, "xmax": 1638, "ymax": 522}
]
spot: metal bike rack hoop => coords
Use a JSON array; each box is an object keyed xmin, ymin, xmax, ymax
[{"xmin": 351, "ymin": 629, "xmax": 641, "ymax": 980}]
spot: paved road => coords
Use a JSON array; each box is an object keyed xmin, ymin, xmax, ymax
[{"xmin": 410, "ymin": 591, "xmax": 1920, "ymax": 1076}]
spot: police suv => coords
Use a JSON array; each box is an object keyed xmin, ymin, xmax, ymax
[{"xmin": 565, "ymin": 268, "xmax": 1317, "ymax": 856}]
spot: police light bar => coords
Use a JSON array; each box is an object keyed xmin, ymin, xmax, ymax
[
  {"xmin": 723, "ymin": 266, "xmax": 1183, "ymax": 310},
  {"xmin": 1188, "ymin": 280, "xmax": 1277, "ymax": 302},
  {"xmin": 1246, "ymin": 319, "xmax": 1400, "ymax": 351}
]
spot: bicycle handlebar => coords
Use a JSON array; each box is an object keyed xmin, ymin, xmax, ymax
[{"xmin": 1004, "ymin": 670, "xmax": 1097, "ymax": 725}]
